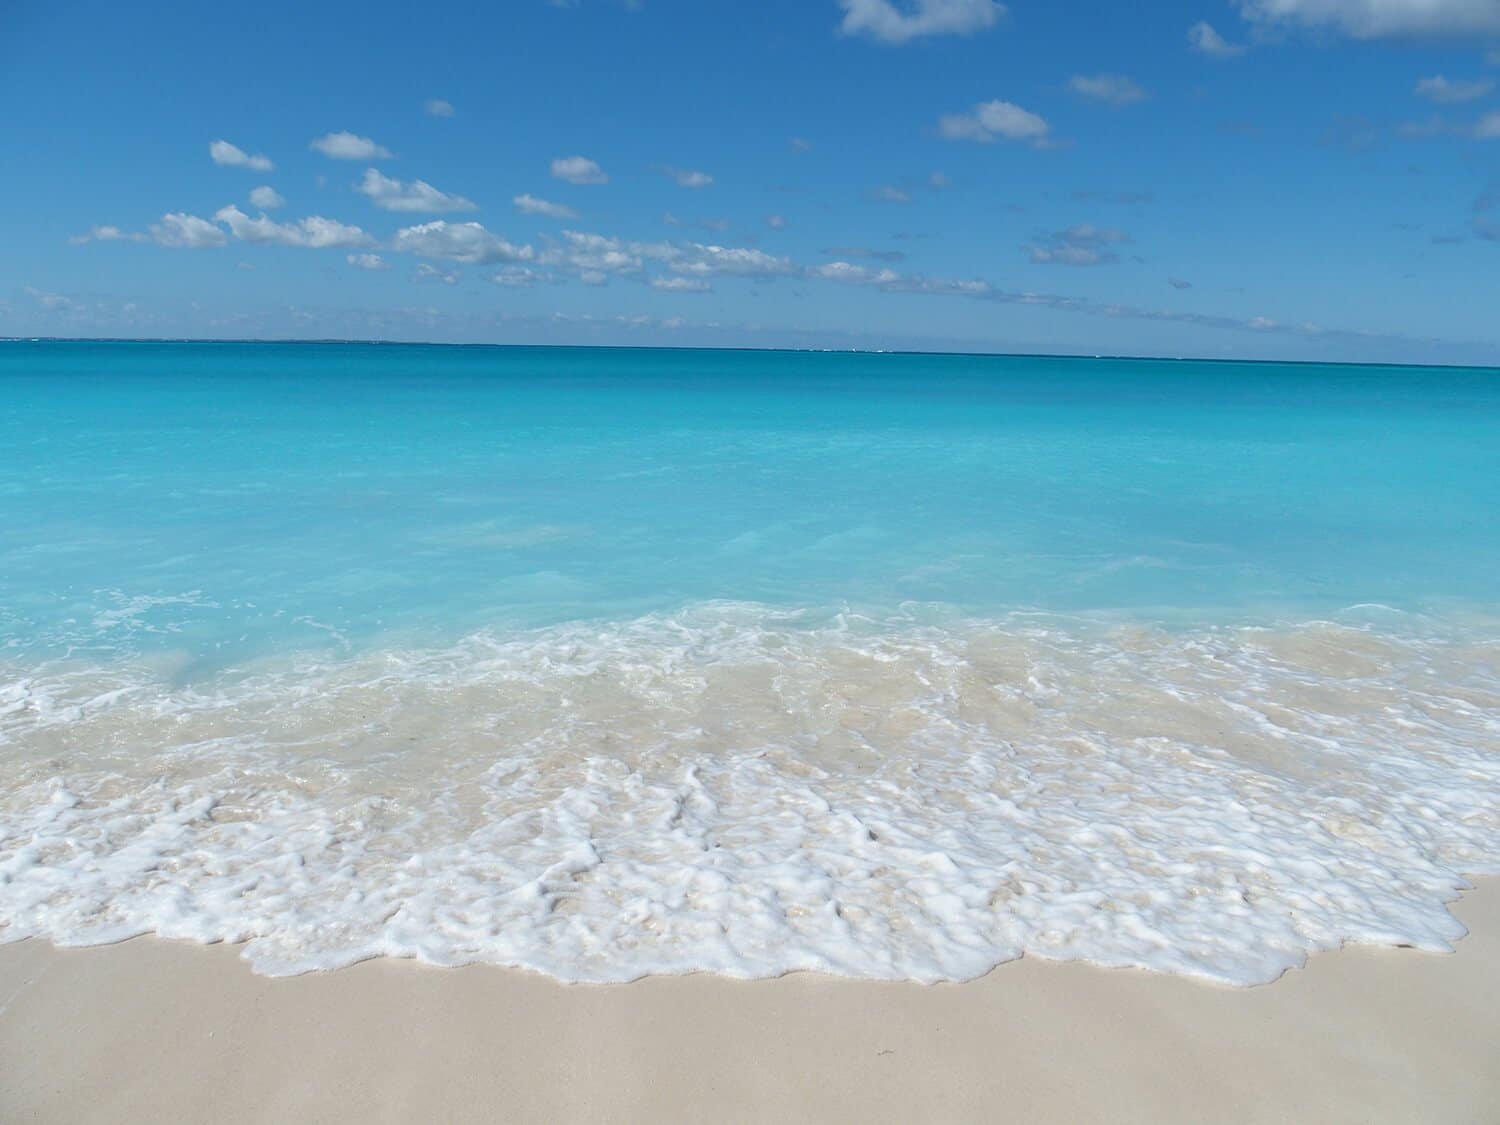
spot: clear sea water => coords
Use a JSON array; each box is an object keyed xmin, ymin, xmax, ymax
[{"xmin": 2, "ymin": 341, "xmax": 1498, "ymax": 983}]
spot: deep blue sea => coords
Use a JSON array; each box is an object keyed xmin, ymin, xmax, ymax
[{"xmin": 2, "ymin": 341, "xmax": 1497, "ymax": 984}]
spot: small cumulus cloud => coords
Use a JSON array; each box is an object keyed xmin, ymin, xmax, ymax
[
  {"xmin": 837, "ymin": 0, "xmax": 1005, "ymax": 45},
  {"xmin": 249, "ymin": 185, "xmax": 285, "ymax": 210},
  {"xmin": 355, "ymin": 168, "xmax": 477, "ymax": 213},
  {"xmin": 938, "ymin": 99, "xmax": 1050, "ymax": 145},
  {"xmin": 551, "ymin": 155, "xmax": 609, "ymax": 184},
  {"xmin": 393, "ymin": 220, "xmax": 536, "ymax": 264},
  {"xmin": 210, "ymin": 139, "xmax": 274, "ymax": 171},
  {"xmin": 152, "ymin": 212, "xmax": 229, "ymax": 248},
  {"xmin": 1188, "ymin": 21, "xmax": 1246, "ymax": 57},
  {"xmin": 767, "ymin": 214, "xmax": 788, "ymax": 229},
  {"xmin": 347, "ymin": 252, "xmax": 390, "ymax": 270},
  {"xmin": 514, "ymin": 193, "xmax": 579, "ymax": 219},
  {"xmin": 1068, "ymin": 73, "xmax": 1148, "ymax": 106},
  {"xmin": 424, "ymin": 98, "xmax": 455, "ymax": 117},
  {"xmin": 215, "ymin": 205, "xmax": 373, "ymax": 248},
  {"xmin": 311, "ymin": 131, "xmax": 393, "ymax": 160}
]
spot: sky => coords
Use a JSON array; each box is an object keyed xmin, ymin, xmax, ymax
[{"xmin": 3, "ymin": 0, "xmax": 1499, "ymax": 363}]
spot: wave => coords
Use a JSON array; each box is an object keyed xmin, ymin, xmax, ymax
[{"xmin": 2, "ymin": 603, "xmax": 1497, "ymax": 984}]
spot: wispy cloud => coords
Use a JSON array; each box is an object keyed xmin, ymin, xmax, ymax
[
  {"xmin": 514, "ymin": 194, "xmax": 579, "ymax": 219},
  {"xmin": 837, "ymin": 0, "xmax": 1005, "ymax": 44},
  {"xmin": 1415, "ymin": 75, "xmax": 1495, "ymax": 102},
  {"xmin": 424, "ymin": 99, "xmax": 455, "ymax": 117},
  {"xmin": 1024, "ymin": 224, "xmax": 1131, "ymax": 266},
  {"xmin": 1068, "ymin": 73, "xmax": 1148, "ymax": 106},
  {"xmin": 355, "ymin": 168, "xmax": 477, "ymax": 213},
  {"xmin": 661, "ymin": 166, "xmax": 714, "ymax": 188},
  {"xmin": 871, "ymin": 185, "xmax": 912, "ymax": 203},
  {"xmin": 1188, "ymin": 21, "xmax": 1246, "ymax": 57},
  {"xmin": 347, "ymin": 253, "xmax": 390, "ymax": 270},
  {"xmin": 1237, "ymin": 0, "xmax": 1500, "ymax": 39}
]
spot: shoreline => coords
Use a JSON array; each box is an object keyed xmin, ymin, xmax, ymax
[{"xmin": 3, "ymin": 878, "xmax": 1496, "ymax": 1124}]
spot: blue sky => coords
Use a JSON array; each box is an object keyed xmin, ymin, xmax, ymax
[{"xmin": 3, "ymin": 0, "xmax": 1499, "ymax": 362}]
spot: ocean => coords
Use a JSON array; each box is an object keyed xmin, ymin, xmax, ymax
[{"xmin": 1, "ymin": 340, "xmax": 1497, "ymax": 983}]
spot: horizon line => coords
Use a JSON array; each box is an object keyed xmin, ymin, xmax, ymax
[{"xmin": 3, "ymin": 336, "xmax": 1498, "ymax": 373}]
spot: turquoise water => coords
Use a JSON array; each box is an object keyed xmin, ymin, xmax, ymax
[
  {"xmin": 3, "ymin": 342, "xmax": 1498, "ymax": 668},
  {"xmin": 2, "ymin": 341, "xmax": 1498, "ymax": 984}
]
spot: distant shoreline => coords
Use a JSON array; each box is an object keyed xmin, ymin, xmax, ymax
[{"xmin": 5, "ymin": 335, "xmax": 1498, "ymax": 372}]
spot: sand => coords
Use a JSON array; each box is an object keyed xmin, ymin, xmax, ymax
[{"xmin": 2, "ymin": 879, "xmax": 1497, "ymax": 1124}]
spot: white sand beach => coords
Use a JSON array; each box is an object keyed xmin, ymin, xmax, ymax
[{"xmin": 2, "ymin": 878, "xmax": 1496, "ymax": 1124}]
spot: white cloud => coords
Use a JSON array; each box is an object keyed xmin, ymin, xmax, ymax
[
  {"xmin": 1068, "ymin": 73, "xmax": 1149, "ymax": 106},
  {"xmin": 514, "ymin": 193, "xmax": 579, "ymax": 219},
  {"xmin": 812, "ymin": 261, "xmax": 902, "ymax": 284},
  {"xmin": 938, "ymin": 99, "xmax": 1050, "ymax": 145},
  {"xmin": 249, "ymin": 185, "xmax": 286, "ymax": 210},
  {"xmin": 414, "ymin": 263, "xmax": 460, "ymax": 285},
  {"xmin": 1189, "ymin": 21, "xmax": 1247, "ymax": 56},
  {"xmin": 347, "ymin": 252, "xmax": 390, "ymax": 270},
  {"xmin": 1477, "ymin": 110, "xmax": 1500, "ymax": 137},
  {"xmin": 425, "ymin": 99, "xmax": 455, "ymax": 117},
  {"xmin": 1237, "ymin": 0, "xmax": 1500, "ymax": 37},
  {"xmin": 579, "ymin": 270, "xmax": 609, "ymax": 286},
  {"xmin": 872, "ymin": 185, "xmax": 912, "ymax": 203},
  {"xmin": 1415, "ymin": 75, "xmax": 1495, "ymax": 102},
  {"xmin": 492, "ymin": 267, "xmax": 543, "ymax": 287},
  {"xmin": 544, "ymin": 229, "xmax": 676, "ymax": 275},
  {"xmin": 670, "ymin": 243, "xmax": 800, "ymax": 278},
  {"xmin": 837, "ymin": 0, "xmax": 1005, "ymax": 44},
  {"xmin": 393, "ymin": 220, "xmax": 536, "ymax": 263},
  {"xmin": 790, "ymin": 137, "xmax": 813, "ymax": 152},
  {"xmin": 214, "ymin": 205, "xmax": 373, "ymax": 248},
  {"xmin": 69, "ymin": 224, "xmax": 146, "ymax": 245},
  {"xmin": 929, "ymin": 171, "xmax": 952, "ymax": 188},
  {"xmin": 650, "ymin": 276, "xmax": 713, "ymax": 292},
  {"xmin": 664, "ymin": 166, "xmax": 714, "ymax": 188},
  {"xmin": 355, "ymin": 168, "xmax": 477, "ymax": 213},
  {"xmin": 311, "ymin": 131, "xmax": 394, "ymax": 160},
  {"xmin": 551, "ymin": 156, "xmax": 608, "ymax": 184},
  {"xmin": 210, "ymin": 139, "xmax": 274, "ymax": 171},
  {"xmin": 151, "ymin": 212, "xmax": 228, "ymax": 248},
  {"xmin": 767, "ymin": 213, "xmax": 788, "ymax": 229}
]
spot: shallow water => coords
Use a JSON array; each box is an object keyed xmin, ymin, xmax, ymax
[{"xmin": 2, "ymin": 343, "xmax": 1498, "ymax": 983}]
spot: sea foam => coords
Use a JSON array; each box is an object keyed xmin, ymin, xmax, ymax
[{"xmin": 2, "ymin": 604, "xmax": 1497, "ymax": 985}]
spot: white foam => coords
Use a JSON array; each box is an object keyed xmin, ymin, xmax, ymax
[{"xmin": 1, "ymin": 604, "xmax": 1497, "ymax": 984}]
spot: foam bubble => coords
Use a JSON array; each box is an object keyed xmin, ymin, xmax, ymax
[{"xmin": 1, "ymin": 604, "xmax": 1497, "ymax": 984}]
